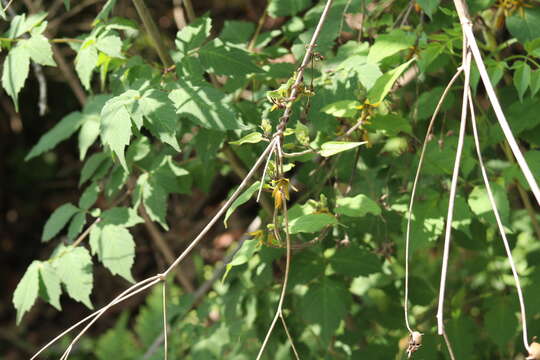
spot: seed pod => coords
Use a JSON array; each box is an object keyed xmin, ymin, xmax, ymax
[
  {"xmin": 527, "ymin": 342, "xmax": 540, "ymax": 360},
  {"xmin": 411, "ymin": 331, "xmax": 423, "ymax": 346}
]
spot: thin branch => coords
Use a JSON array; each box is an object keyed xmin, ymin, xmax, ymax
[
  {"xmin": 180, "ymin": 0, "xmax": 195, "ymax": 23},
  {"xmin": 436, "ymin": 49, "xmax": 471, "ymax": 336},
  {"xmin": 162, "ymin": 281, "xmax": 168, "ymax": 360},
  {"xmin": 403, "ymin": 67, "xmax": 463, "ymax": 334},
  {"xmin": 51, "ymin": 43, "xmax": 87, "ymax": 105},
  {"xmin": 442, "ymin": 331, "xmax": 457, "ymax": 360},
  {"xmin": 468, "ymin": 85, "xmax": 530, "ymax": 353},
  {"xmin": 131, "ymin": 0, "xmax": 174, "ymax": 68},
  {"xmin": 72, "ymin": 218, "xmax": 100, "ymax": 248},
  {"xmin": 452, "ymin": 0, "xmax": 540, "ymax": 207}
]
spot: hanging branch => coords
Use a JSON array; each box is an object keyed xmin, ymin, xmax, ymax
[
  {"xmin": 467, "ymin": 86, "xmax": 531, "ymax": 353},
  {"xmin": 436, "ymin": 44, "xmax": 472, "ymax": 336},
  {"xmin": 451, "ymin": 0, "xmax": 540, "ymax": 207}
]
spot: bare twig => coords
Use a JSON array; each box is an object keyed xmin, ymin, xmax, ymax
[
  {"xmin": 403, "ymin": 67, "xmax": 463, "ymax": 335},
  {"xmin": 162, "ymin": 281, "xmax": 168, "ymax": 360},
  {"xmin": 468, "ymin": 85, "xmax": 530, "ymax": 353},
  {"xmin": 131, "ymin": 0, "xmax": 174, "ymax": 68},
  {"xmin": 436, "ymin": 47, "xmax": 471, "ymax": 335},
  {"xmin": 452, "ymin": 0, "xmax": 540, "ymax": 207},
  {"xmin": 442, "ymin": 331, "xmax": 457, "ymax": 360}
]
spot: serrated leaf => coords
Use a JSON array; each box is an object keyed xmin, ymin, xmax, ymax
[
  {"xmin": 176, "ymin": 16, "xmax": 212, "ymax": 53},
  {"xmin": 100, "ymin": 207, "xmax": 143, "ymax": 227},
  {"xmin": 335, "ymin": 194, "xmax": 381, "ymax": 217},
  {"xmin": 289, "ymin": 213, "xmax": 337, "ymax": 234},
  {"xmin": 513, "ymin": 61, "xmax": 531, "ymax": 102},
  {"xmin": 137, "ymin": 174, "xmax": 169, "ymax": 230},
  {"xmin": 2, "ymin": 45, "xmax": 30, "ymax": 111},
  {"xmin": 367, "ymin": 30, "xmax": 415, "ymax": 64},
  {"xmin": 169, "ymin": 82, "xmax": 246, "ymax": 131},
  {"xmin": 139, "ymin": 89, "xmax": 180, "ymax": 151},
  {"xmin": 220, "ymin": 20, "xmax": 255, "ymax": 44},
  {"xmin": 319, "ymin": 141, "xmax": 366, "ymax": 157},
  {"xmin": 96, "ymin": 33, "xmax": 123, "ymax": 58},
  {"xmin": 367, "ymin": 58, "xmax": 415, "ymax": 105},
  {"xmin": 20, "ymin": 33, "xmax": 56, "ymax": 66},
  {"xmin": 329, "ymin": 246, "xmax": 381, "ymax": 277},
  {"xmin": 26, "ymin": 112, "xmax": 86, "ymax": 161},
  {"xmin": 13, "ymin": 261, "xmax": 40, "ymax": 324},
  {"xmin": 199, "ymin": 40, "xmax": 262, "ymax": 76},
  {"xmin": 321, "ymin": 100, "xmax": 361, "ymax": 118},
  {"xmin": 75, "ymin": 39, "xmax": 98, "ymax": 90},
  {"xmin": 80, "ymin": 152, "xmax": 109, "ymax": 186},
  {"xmin": 468, "ymin": 184, "xmax": 510, "ymax": 225},
  {"xmin": 229, "ymin": 132, "xmax": 264, "ymax": 145},
  {"xmin": 268, "ymin": 0, "xmax": 311, "ymax": 16},
  {"xmin": 300, "ymin": 277, "xmax": 351, "ymax": 343},
  {"xmin": 96, "ymin": 315, "xmax": 138, "ymax": 360},
  {"xmin": 224, "ymin": 181, "xmax": 260, "ymax": 227},
  {"xmin": 67, "ymin": 211, "xmax": 87, "ymax": 240},
  {"xmin": 54, "ymin": 246, "xmax": 93, "ymax": 308},
  {"xmin": 90, "ymin": 225, "xmax": 135, "ymax": 282},
  {"xmin": 101, "ymin": 92, "xmax": 137, "ymax": 170},
  {"xmin": 39, "ymin": 262, "xmax": 62, "ymax": 310},
  {"xmin": 42, "ymin": 203, "xmax": 80, "ymax": 242}
]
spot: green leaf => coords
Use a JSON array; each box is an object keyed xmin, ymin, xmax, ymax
[
  {"xmin": 513, "ymin": 61, "xmax": 531, "ymax": 102},
  {"xmin": 289, "ymin": 213, "xmax": 338, "ymax": 234},
  {"xmin": 54, "ymin": 246, "xmax": 93, "ymax": 308},
  {"xmin": 79, "ymin": 182, "xmax": 100, "ymax": 209},
  {"xmin": 366, "ymin": 114, "xmax": 412, "ymax": 136},
  {"xmin": 90, "ymin": 225, "xmax": 135, "ymax": 282},
  {"xmin": 367, "ymin": 30, "xmax": 415, "ymax": 64},
  {"xmin": 67, "ymin": 211, "xmax": 87, "ymax": 240},
  {"xmin": 96, "ymin": 315, "xmax": 138, "ymax": 360},
  {"xmin": 101, "ymin": 92, "xmax": 137, "ymax": 170},
  {"xmin": 20, "ymin": 33, "xmax": 56, "ymax": 66},
  {"xmin": 224, "ymin": 181, "xmax": 260, "ymax": 227},
  {"xmin": 169, "ymin": 82, "xmax": 246, "ymax": 131},
  {"xmin": 329, "ymin": 246, "xmax": 381, "ymax": 277},
  {"xmin": 319, "ymin": 141, "xmax": 366, "ymax": 157},
  {"xmin": 176, "ymin": 16, "xmax": 212, "ymax": 53},
  {"xmin": 223, "ymin": 238, "xmax": 260, "ymax": 280},
  {"xmin": 300, "ymin": 277, "xmax": 351, "ymax": 343},
  {"xmin": 468, "ymin": 184, "xmax": 510, "ymax": 225},
  {"xmin": 80, "ymin": 152, "xmax": 109, "ymax": 186},
  {"xmin": 367, "ymin": 58, "xmax": 415, "ymax": 104},
  {"xmin": 199, "ymin": 40, "xmax": 262, "ymax": 76},
  {"xmin": 415, "ymin": 86, "xmax": 456, "ymax": 120},
  {"xmin": 42, "ymin": 203, "xmax": 80, "ymax": 242},
  {"xmin": 137, "ymin": 174, "xmax": 169, "ymax": 230},
  {"xmin": 321, "ymin": 100, "xmax": 361, "ymax": 118},
  {"xmin": 96, "ymin": 33, "xmax": 123, "ymax": 58},
  {"xmin": 75, "ymin": 39, "xmax": 98, "ymax": 90},
  {"xmin": 100, "ymin": 207, "xmax": 143, "ymax": 227},
  {"xmin": 415, "ymin": 0, "xmax": 440, "ymax": 17},
  {"xmin": 530, "ymin": 69, "xmax": 540, "ymax": 97},
  {"xmin": 484, "ymin": 297, "xmax": 517, "ymax": 348},
  {"xmin": 335, "ymin": 194, "xmax": 381, "ymax": 217},
  {"xmin": 2, "ymin": 45, "xmax": 30, "ymax": 111},
  {"xmin": 13, "ymin": 261, "xmax": 40, "ymax": 324},
  {"xmin": 26, "ymin": 112, "xmax": 86, "ymax": 161},
  {"xmin": 355, "ymin": 63, "xmax": 383, "ymax": 90},
  {"xmin": 506, "ymin": 7, "xmax": 540, "ymax": 44},
  {"xmin": 39, "ymin": 262, "xmax": 62, "ymax": 310},
  {"xmin": 220, "ymin": 20, "xmax": 255, "ymax": 44},
  {"xmin": 139, "ymin": 89, "xmax": 180, "ymax": 151},
  {"xmin": 78, "ymin": 114, "xmax": 101, "ymax": 160},
  {"xmin": 95, "ymin": 0, "xmax": 117, "ymax": 20},
  {"xmin": 229, "ymin": 132, "xmax": 264, "ymax": 145},
  {"xmin": 268, "ymin": 0, "xmax": 311, "ymax": 17},
  {"xmin": 64, "ymin": 0, "xmax": 70, "ymax": 10}
]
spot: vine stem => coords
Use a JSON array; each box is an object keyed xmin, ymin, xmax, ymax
[
  {"xmin": 403, "ymin": 67, "xmax": 463, "ymax": 334},
  {"xmin": 452, "ymin": 0, "xmax": 540, "ymax": 207},
  {"xmin": 436, "ymin": 46, "xmax": 471, "ymax": 335},
  {"xmin": 467, "ymin": 86, "xmax": 530, "ymax": 353}
]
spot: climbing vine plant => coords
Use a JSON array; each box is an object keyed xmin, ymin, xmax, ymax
[{"xmin": 7, "ymin": 0, "xmax": 540, "ymax": 358}]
